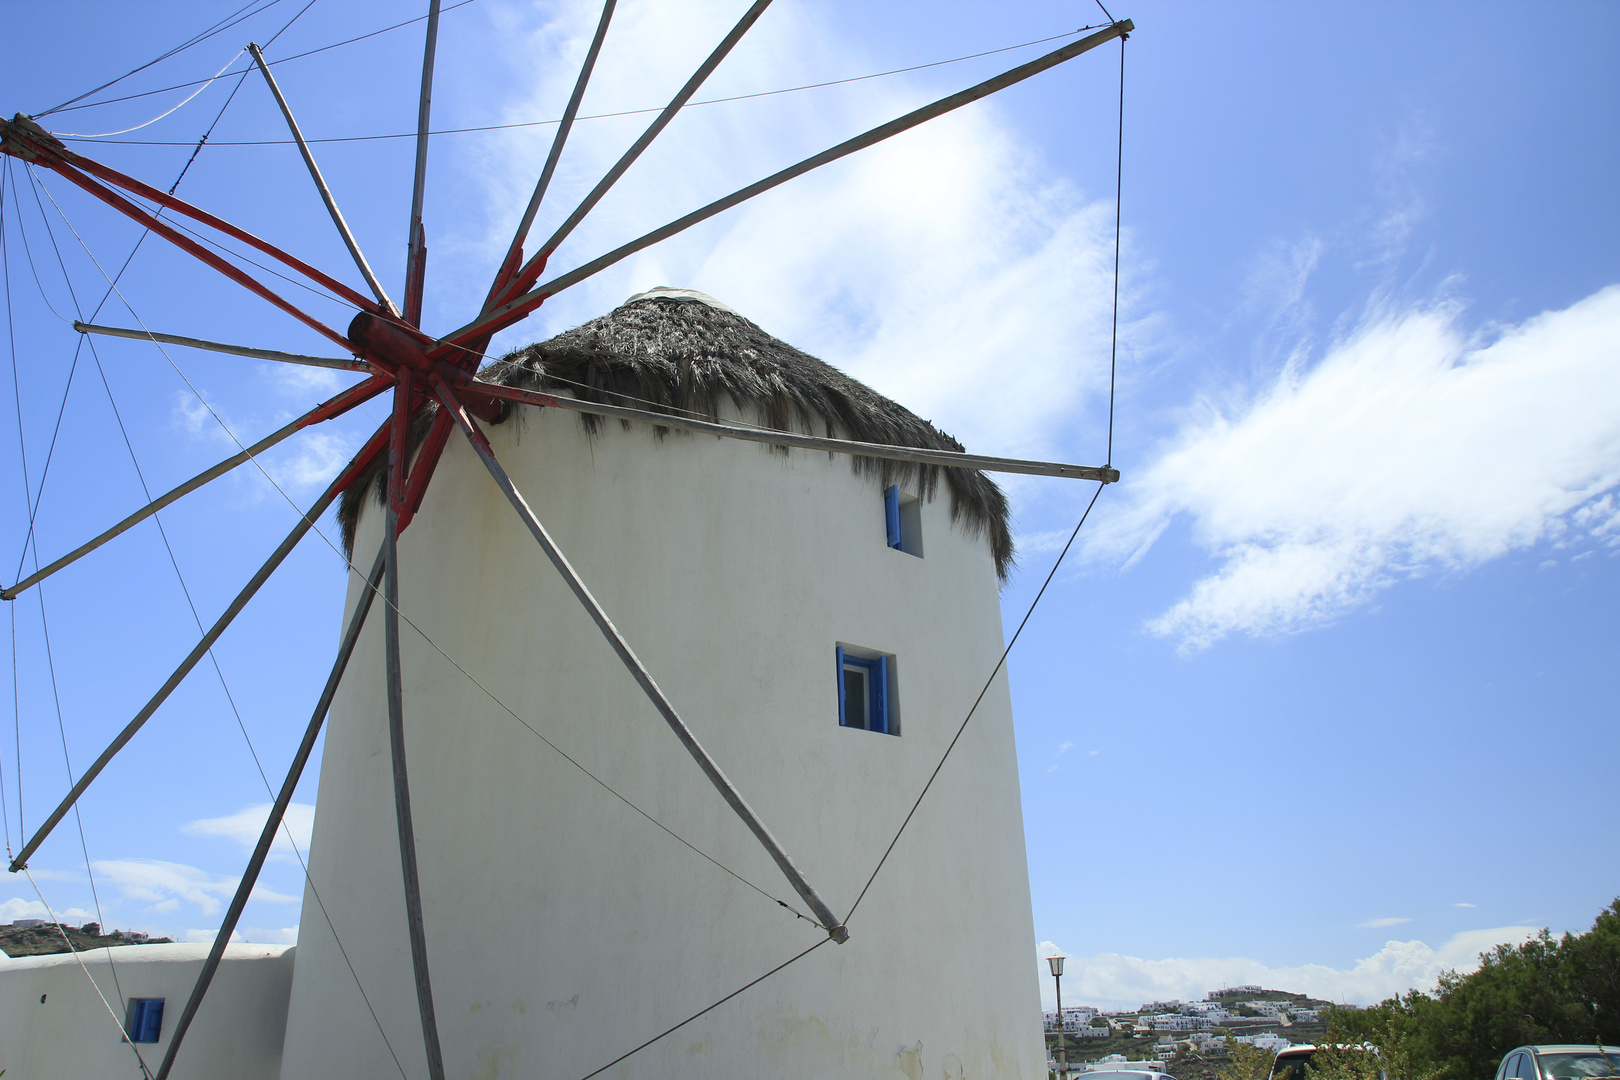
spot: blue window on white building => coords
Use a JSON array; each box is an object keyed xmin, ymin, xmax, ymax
[
  {"xmin": 124, "ymin": 997, "xmax": 165, "ymax": 1043},
  {"xmin": 883, "ymin": 485, "xmax": 923, "ymax": 557},
  {"xmin": 837, "ymin": 645, "xmax": 898, "ymax": 735}
]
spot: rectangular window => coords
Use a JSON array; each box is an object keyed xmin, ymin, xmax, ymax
[
  {"xmin": 837, "ymin": 645, "xmax": 898, "ymax": 735},
  {"xmin": 124, "ymin": 997, "xmax": 165, "ymax": 1044},
  {"xmin": 883, "ymin": 485, "xmax": 923, "ymax": 557}
]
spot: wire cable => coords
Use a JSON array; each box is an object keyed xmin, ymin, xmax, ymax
[
  {"xmin": 1106, "ymin": 35, "xmax": 1125, "ymax": 466},
  {"xmin": 844, "ymin": 481, "xmax": 1106, "ymax": 924},
  {"xmin": 2, "ymin": 169, "xmax": 24, "ymax": 849},
  {"xmin": 52, "ymin": 49, "xmax": 247, "ymax": 139},
  {"xmin": 576, "ymin": 936, "xmax": 831, "ymax": 1080},
  {"xmin": 5, "ymin": 165, "xmax": 129, "ymax": 1009},
  {"xmin": 845, "ymin": 20, "xmax": 1130, "ymax": 928},
  {"xmin": 46, "ymin": 0, "xmax": 482, "ymax": 117},
  {"xmin": 37, "ymin": 0, "xmax": 285, "ymax": 117},
  {"xmin": 58, "ymin": 24, "xmax": 1113, "ymax": 147},
  {"xmin": 22, "ymin": 867, "xmax": 155, "ymax": 1079}
]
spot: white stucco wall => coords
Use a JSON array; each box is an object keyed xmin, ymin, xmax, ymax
[
  {"xmin": 0, "ymin": 941, "xmax": 293, "ymax": 1079},
  {"xmin": 279, "ymin": 399, "xmax": 1043, "ymax": 1079}
]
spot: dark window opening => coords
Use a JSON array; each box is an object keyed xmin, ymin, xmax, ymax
[{"xmin": 837, "ymin": 645, "xmax": 898, "ymax": 735}]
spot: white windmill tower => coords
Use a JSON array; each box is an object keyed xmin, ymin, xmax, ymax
[
  {"xmin": 0, "ymin": 5, "xmax": 1129, "ymax": 1078},
  {"xmin": 281, "ymin": 286, "xmax": 1045, "ymax": 1077}
]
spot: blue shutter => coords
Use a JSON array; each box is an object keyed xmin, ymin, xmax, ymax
[
  {"xmin": 835, "ymin": 646, "xmax": 847, "ymax": 726},
  {"xmin": 884, "ymin": 485, "xmax": 902, "ymax": 549},
  {"xmin": 873, "ymin": 655, "xmax": 889, "ymax": 734},
  {"xmin": 131, "ymin": 998, "xmax": 164, "ymax": 1043}
]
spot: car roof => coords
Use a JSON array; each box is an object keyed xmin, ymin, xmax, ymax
[
  {"xmin": 1522, "ymin": 1046, "xmax": 1620, "ymax": 1054},
  {"xmin": 1276, "ymin": 1047, "xmax": 1318, "ymax": 1056}
]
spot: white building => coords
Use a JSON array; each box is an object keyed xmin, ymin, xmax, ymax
[
  {"xmin": 1047, "ymin": 1005, "xmax": 1104, "ymax": 1032},
  {"xmin": 0, "ymin": 291, "xmax": 1045, "ymax": 1079},
  {"xmin": 1211, "ymin": 985, "xmax": 1264, "ymax": 997}
]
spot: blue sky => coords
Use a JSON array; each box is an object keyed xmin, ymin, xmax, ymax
[{"xmin": 1, "ymin": 0, "xmax": 1615, "ymax": 1012}]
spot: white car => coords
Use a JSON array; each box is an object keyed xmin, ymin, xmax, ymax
[{"xmin": 1496, "ymin": 1045, "xmax": 1620, "ymax": 1080}]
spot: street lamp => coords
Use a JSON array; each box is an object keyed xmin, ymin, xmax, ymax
[{"xmin": 1048, "ymin": 954, "xmax": 1067, "ymax": 1078}]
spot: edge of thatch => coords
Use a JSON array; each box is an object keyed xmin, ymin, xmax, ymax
[{"xmin": 337, "ymin": 291, "xmax": 1014, "ymax": 579}]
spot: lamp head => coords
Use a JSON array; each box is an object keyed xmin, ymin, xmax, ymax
[{"xmin": 1048, "ymin": 954, "xmax": 1066, "ymax": 977}]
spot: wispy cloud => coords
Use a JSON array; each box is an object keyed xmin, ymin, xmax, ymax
[
  {"xmin": 1037, "ymin": 925, "xmax": 1540, "ymax": 1010},
  {"xmin": 468, "ymin": 0, "xmax": 1123, "ymax": 471},
  {"xmin": 182, "ymin": 802, "xmax": 315, "ymax": 862},
  {"xmin": 90, "ymin": 857, "xmax": 297, "ymax": 917},
  {"xmin": 1360, "ymin": 916, "xmax": 1413, "ymax": 929},
  {"xmin": 182, "ymin": 925, "xmax": 298, "ymax": 945},
  {"xmin": 1090, "ymin": 285, "xmax": 1620, "ymax": 649},
  {"xmin": 1455, "ymin": 902, "xmax": 1477, "ymax": 909}
]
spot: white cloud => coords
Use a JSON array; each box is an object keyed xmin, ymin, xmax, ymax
[
  {"xmin": 1036, "ymin": 925, "xmax": 1540, "ymax": 1011},
  {"xmin": 0, "ymin": 897, "xmax": 93, "ymax": 922},
  {"xmin": 270, "ymin": 430, "xmax": 362, "ymax": 491},
  {"xmin": 89, "ymin": 857, "xmax": 295, "ymax": 916},
  {"xmin": 185, "ymin": 924, "xmax": 298, "ymax": 945},
  {"xmin": 182, "ymin": 802, "xmax": 315, "ymax": 861},
  {"xmin": 1091, "ymin": 286, "xmax": 1620, "ymax": 649},
  {"xmin": 1359, "ymin": 917, "xmax": 1413, "ymax": 929},
  {"xmin": 1455, "ymin": 902, "xmax": 1477, "ymax": 909},
  {"xmin": 469, "ymin": 0, "xmax": 1122, "ymax": 466}
]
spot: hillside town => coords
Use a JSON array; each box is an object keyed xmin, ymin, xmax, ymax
[{"xmin": 1043, "ymin": 985, "xmax": 1342, "ymax": 1077}]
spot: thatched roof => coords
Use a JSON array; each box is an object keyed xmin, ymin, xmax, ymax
[{"xmin": 338, "ymin": 288, "xmax": 1013, "ymax": 578}]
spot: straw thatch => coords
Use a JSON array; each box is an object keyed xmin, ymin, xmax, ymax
[{"xmin": 339, "ymin": 288, "xmax": 1013, "ymax": 578}]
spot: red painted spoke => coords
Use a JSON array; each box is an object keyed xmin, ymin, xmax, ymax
[
  {"xmin": 54, "ymin": 142, "xmax": 380, "ymax": 311},
  {"xmin": 39, "ymin": 157, "xmax": 358, "ymax": 352},
  {"xmin": 397, "ymin": 406, "xmax": 453, "ymax": 534}
]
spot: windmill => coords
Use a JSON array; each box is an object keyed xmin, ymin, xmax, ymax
[{"xmin": 0, "ymin": 4, "xmax": 1128, "ymax": 1077}]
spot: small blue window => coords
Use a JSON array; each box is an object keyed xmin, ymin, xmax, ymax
[
  {"xmin": 125, "ymin": 997, "xmax": 164, "ymax": 1043},
  {"xmin": 883, "ymin": 485, "xmax": 923, "ymax": 557},
  {"xmin": 837, "ymin": 645, "xmax": 897, "ymax": 735}
]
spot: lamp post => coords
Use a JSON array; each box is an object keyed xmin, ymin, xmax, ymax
[{"xmin": 1048, "ymin": 954, "xmax": 1067, "ymax": 1078}]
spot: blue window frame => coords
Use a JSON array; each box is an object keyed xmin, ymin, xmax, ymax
[
  {"xmin": 884, "ymin": 485, "xmax": 903, "ymax": 549},
  {"xmin": 883, "ymin": 485, "xmax": 923, "ymax": 557},
  {"xmin": 837, "ymin": 645, "xmax": 896, "ymax": 735},
  {"xmin": 125, "ymin": 997, "xmax": 165, "ymax": 1043}
]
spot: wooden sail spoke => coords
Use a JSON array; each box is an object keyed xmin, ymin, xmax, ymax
[
  {"xmin": 5, "ymin": 420, "xmax": 392, "ymax": 873},
  {"xmin": 153, "ymin": 544, "xmax": 389, "ymax": 1080},
  {"xmin": 384, "ymin": 495, "xmax": 448, "ymax": 1080},
  {"xmin": 249, "ymin": 44, "xmax": 400, "ymax": 317},
  {"xmin": 478, "ymin": 0, "xmax": 618, "ymax": 328},
  {"xmin": 2, "ymin": 374, "xmax": 390, "ymax": 601},
  {"xmin": 468, "ymin": 379, "xmax": 1121, "ymax": 483},
  {"xmin": 516, "ymin": 0, "xmax": 773, "ymax": 281},
  {"xmin": 432, "ymin": 373, "xmax": 850, "ymax": 943},
  {"xmin": 74, "ymin": 321, "xmax": 370, "ymax": 371},
  {"xmin": 403, "ymin": 0, "xmax": 444, "ymax": 328}
]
